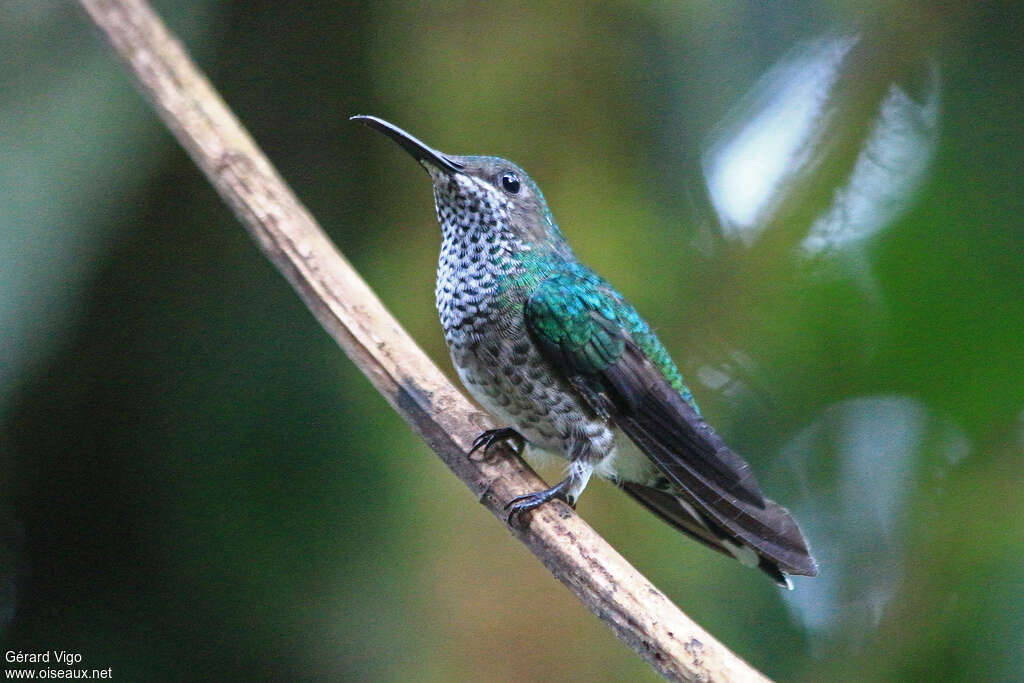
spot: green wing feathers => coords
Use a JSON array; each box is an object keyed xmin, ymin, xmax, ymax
[
  {"xmin": 523, "ymin": 274, "xmax": 625, "ymax": 375},
  {"xmin": 523, "ymin": 270, "xmax": 697, "ymax": 407},
  {"xmin": 524, "ymin": 271, "xmax": 817, "ymax": 579}
]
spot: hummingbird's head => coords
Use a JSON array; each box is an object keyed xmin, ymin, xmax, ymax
[{"xmin": 352, "ymin": 115, "xmax": 571, "ymax": 258}]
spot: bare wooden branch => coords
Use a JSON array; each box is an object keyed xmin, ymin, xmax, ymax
[{"xmin": 76, "ymin": 1, "xmax": 771, "ymax": 680}]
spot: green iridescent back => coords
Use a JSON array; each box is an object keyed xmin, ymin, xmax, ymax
[{"xmin": 505, "ymin": 251, "xmax": 700, "ymax": 414}]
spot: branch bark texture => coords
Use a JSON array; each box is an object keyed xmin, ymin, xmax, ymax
[{"xmin": 76, "ymin": 1, "xmax": 771, "ymax": 680}]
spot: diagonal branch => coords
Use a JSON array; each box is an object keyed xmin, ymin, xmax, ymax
[{"xmin": 76, "ymin": 1, "xmax": 771, "ymax": 680}]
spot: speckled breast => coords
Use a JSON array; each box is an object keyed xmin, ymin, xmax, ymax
[{"xmin": 448, "ymin": 309, "xmax": 577, "ymax": 451}]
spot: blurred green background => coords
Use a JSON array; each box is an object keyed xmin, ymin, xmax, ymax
[{"xmin": 2, "ymin": 1, "xmax": 1022, "ymax": 681}]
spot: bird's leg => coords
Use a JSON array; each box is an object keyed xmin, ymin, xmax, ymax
[
  {"xmin": 506, "ymin": 433, "xmax": 599, "ymax": 524},
  {"xmin": 505, "ymin": 459, "xmax": 595, "ymax": 523},
  {"xmin": 468, "ymin": 427, "xmax": 525, "ymax": 459}
]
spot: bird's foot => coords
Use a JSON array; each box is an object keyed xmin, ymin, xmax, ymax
[
  {"xmin": 468, "ymin": 427, "xmax": 525, "ymax": 460},
  {"xmin": 505, "ymin": 479, "xmax": 575, "ymax": 525}
]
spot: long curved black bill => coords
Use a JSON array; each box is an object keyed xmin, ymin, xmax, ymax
[{"xmin": 350, "ymin": 115, "xmax": 463, "ymax": 174}]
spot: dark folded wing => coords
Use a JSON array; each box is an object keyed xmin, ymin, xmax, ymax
[{"xmin": 525, "ymin": 274, "xmax": 817, "ymax": 577}]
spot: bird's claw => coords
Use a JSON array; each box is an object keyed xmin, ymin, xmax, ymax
[
  {"xmin": 468, "ymin": 427, "xmax": 525, "ymax": 460},
  {"xmin": 504, "ymin": 481, "xmax": 575, "ymax": 526}
]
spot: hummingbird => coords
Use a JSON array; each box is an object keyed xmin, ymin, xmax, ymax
[{"xmin": 352, "ymin": 115, "xmax": 817, "ymax": 587}]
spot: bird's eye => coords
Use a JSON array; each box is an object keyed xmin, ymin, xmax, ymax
[{"xmin": 499, "ymin": 172, "xmax": 521, "ymax": 194}]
